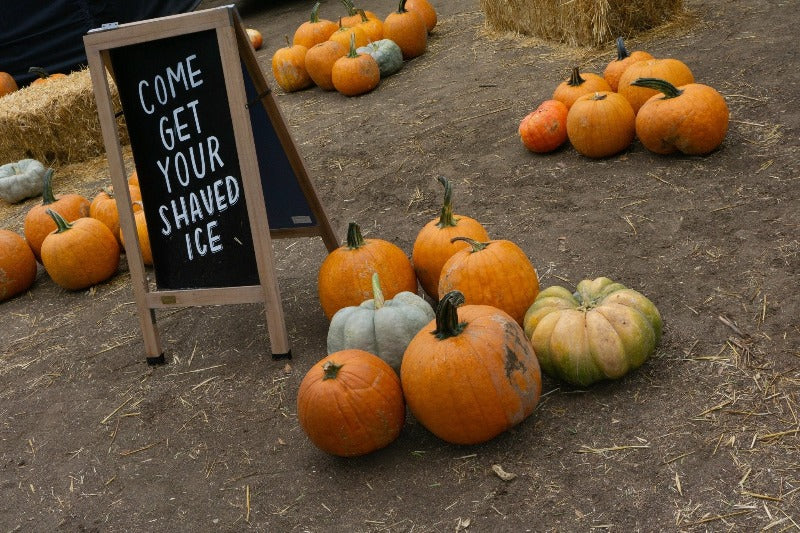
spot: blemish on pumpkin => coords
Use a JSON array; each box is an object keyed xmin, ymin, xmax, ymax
[{"xmin": 504, "ymin": 346, "xmax": 525, "ymax": 380}]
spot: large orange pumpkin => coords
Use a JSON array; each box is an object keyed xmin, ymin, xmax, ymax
[
  {"xmin": 331, "ymin": 34, "xmax": 381, "ymax": 96},
  {"xmin": 271, "ymin": 39, "xmax": 313, "ymax": 93},
  {"xmin": 405, "ymin": 0, "xmax": 437, "ymax": 33},
  {"xmin": 401, "ymin": 291, "xmax": 542, "ymax": 445},
  {"xmin": 305, "ymin": 40, "xmax": 348, "ymax": 91},
  {"xmin": 617, "ymin": 58, "xmax": 694, "ymax": 114},
  {"xmin": 297, "ymin": 349, "xmax": 405, "ymax": 457},
  {"xmin": 383, "ymin": 0, "xmax": 427, "ymax": 60},
  {"xmin": 318, "ymin": 221, "xmax": 417, "ymax": 320},
  {"xmin": 566, "ymin": 91, "xmax": 635, "ymax": 158},
  {"xmin": 293, "ymin": 2, "xmax": 339, "ymax": 48},
  {"xmin": 411, "ymin": 177, "xmax": 489, "ymax": 300},
  {"xmin": 0, "ymin": 229, "xmax": 37, "ymax": 301}
]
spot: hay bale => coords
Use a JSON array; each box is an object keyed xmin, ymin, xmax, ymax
[
  {"xmin": 0, "ymin": 68, "xmax": 128, "ymax": 165},
  {"xmin": 480, "ymin": 0, "xmax": 684, "ymax": 47}
]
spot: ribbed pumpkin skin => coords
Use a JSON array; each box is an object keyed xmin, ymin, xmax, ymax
[
  {"xmin": 438, "ymin": 238, "xmax": 539, "ymax": 325},
  {"xmin": 566, "ymin": 91, "xmax": 635, "ymax": 158},
  {"xmin": 634, "ymin": 81, "xmax": 730, "ymax": 155},
  {"xmin": 401, "ymin": 301, "xmax": 542, "ymax": 445},
  {"xmin": 297, "ymin": 349, "xmax": 405, "ymax": 457},
  {"xmin": 523, "ymin": 277, "xmax": 663, "ymax": 387},
  {"xmin": 305, "ymin": 40, "xmax": 347, "ymax": 90},
  {"xmin": 383, "ymin": 0, "xmax": 427, "ymax": 59},
  {"xmin": 331, "ymin": 48, "xmax": 380, "ymax": 96},
  {"xmin": 617, "ymin": 58, "xmax": 694, "ymax": 114},
  {"xmin": 41, "ymin": 216, "xmax": 120, "ymax": 291},
  {"xmin": 0, "ymin": 229, "xmax": 37, "ymax": 301},
  {"xmin": 90, "ymin": 186, "xmax": 142, "ymax": 245},
  {"xmin": 553, "ymin": 67, "xmax": 612, "ymax": 110}
]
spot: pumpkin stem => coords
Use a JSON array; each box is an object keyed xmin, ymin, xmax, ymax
[
  {"xmin": 46, "ymin": 208, "xmax": 73, "ymax": 233},
  {"xmin": 322, "ymin": 360, "xmax": 343, "ymax": 380},
  {"xmin": 566, "ymin": 66, "xmax": 586, "ymax": 87},
  {"xmin": 450, "ymin": 236, "xmax": 488, "ymax": 252},
  {"xmin": 397, "ymin": 0, "xmax": 409, "ymax": 14},
  {"xmin": 433, "ymin": 290, "xmax": 466, "ymax": 340},
  {"xmin": 347, "ymin": 32, "xmax": 359, "ymax": 57},
  {"xmin": 310, "ymin": 1, "xmax": 322, "ymax": 23},
  {"xmin": 341, "ymin": 0, "xmax": 357, "ymax": 16},
  {"xmin": 436, "ymin": 177, "xmax": 459, "ymax": 229},
  {"xmin": 357, "ymin": 8, "xmax": 369, "ymax": 23},
  {"xmin": 345, "ymin": 221, "xmax": 366, "ymax": 249},
  {"xmin": 371, "ymin": 272, "xmax": 385, "ymax": 309},
  {"xmin": 28, "ymin": 66, "xmax": 51, "ymax": 80},
  {"xmin": 283, "ymin": 35, "xmax": 291, "ymax": 47},
  {"xmin": 630, "ymin": 77, "xmax": 684, "ymax": 99},
  {"xmin": 41, "ymin": 168, "xmax": 57, "ymax": 205},
  {"xmin": 614, "ymin": 37, "xmax": 631, "ymax": 61}
]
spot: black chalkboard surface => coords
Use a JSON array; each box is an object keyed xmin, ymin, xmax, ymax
[{"xmin": 110, "ymin": 30, "xmax": 260, "ymax": 290}]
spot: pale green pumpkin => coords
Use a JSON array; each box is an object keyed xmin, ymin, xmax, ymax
[
  {"xmin": 522, "ymin": 277, "xmax": 662, "ymax": 387},
  {"xmin": 0, "ymin": 159, "xmax": 45, "ymax": 203},
  {"xmin": 356, "ymin": 39, "xmax": 403, "ymax": 78},
  {"xmin": 327, "ymin": 272, "xmax": 434, "ymax": 373}
]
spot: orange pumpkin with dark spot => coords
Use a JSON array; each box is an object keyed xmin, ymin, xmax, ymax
[{"xmin": 519, "ymin": 99, "xmax": 569, "ymax": 153}]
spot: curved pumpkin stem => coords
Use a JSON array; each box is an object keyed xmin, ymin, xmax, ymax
[
  {"xmin": 309, "ymin": 1, "xmax": 323, "ymax": 23},
  {"xmin": 614, "ymin": 37, "xmax": 631, "ymax": 61},
  {"xmin": 436, "ymin": 177, "xmax": 459, "ymax": 229},
  {"xmin": 322, "ymin": 360, "xmax": 343, "ymax": 380},
  {"xmin": 566, "ymin": 66, "xmax": 587, "ymax": 87},
  {"xmin": 433, "ymin": 290, "xmax": 466, "ymax": 340},
  {"xmin": 28, "ymin": 66, "xmax": 51, "ymax": 80},
  {"xmin": 397, "ymin": 0, "xmax": 409, "ymax": 14},
  {"xmin": 357, "ymin": 8, "xmax": 370, "ymax": 23},
  {"xmin": 341, "ymin": 0, "xmax": 357, "ymax": 16},
  {"xmin": 346, "ymin": 32, "xmax": 358, "ymax": 57},
  {"xmin": 371, "ymin": 272, "xmax": 385, "ymax": 309},
  {"xmin": 345, "ymin": 221, "xmax": 366, "ymax": 249},
  {"xmin": 46, "ymin": 208, "xmax": 72, "ymax": 233},
  {"xmin": 450, "ymin": 236, "xmax": 488, "ymax": 252},
  {"xmin": 630, "ymin": 77, "xmax": 683, "ymax": 99},
  {"xmin": 41, "ymin": 168, "xmax": 57, "ymax": 205}
]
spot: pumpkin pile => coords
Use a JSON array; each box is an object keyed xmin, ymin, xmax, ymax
[
  {"xmin": 271, "ymin": 0, "xmax": 436, "ymax": 97},
  {"xmin": 518, "ymin": 37, "xmax": 730, "ymax": 158}
]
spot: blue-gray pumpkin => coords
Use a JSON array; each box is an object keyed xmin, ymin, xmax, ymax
[{"xmin": 356, "ymin": 39, "xmax": 404, "ymax": 78}]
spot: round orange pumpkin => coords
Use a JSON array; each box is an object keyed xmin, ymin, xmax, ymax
[
  {"xmin": 438, "ymin": 237, "xmax": 539, "ymax": 326},
  {"xmin": 0, "ymin": 229, "xmax": 37, "ymax": 301},
  {"xmin": 383, "ymin": 0, "xmax": 427, "ymax": 60},
  {"xmin": 411, "ymin": 177, "xmax": 489, "ymax": 300},
  {"xmin": 318, "ymin": 221, "xmax": 417, "ymax": 320},
  {"xmin": 293, "ymin": 2, "xmax": 339, "ymax": 48},
  {"xmin": 0, "ymin": 72, "xmax": 18, "ymax": 97},
  {"xmin": 271, "ymin": 40, "xmax": 313, "ymax": 93},
  {"xmin": 297, "ymin": 349, "xmax": 405, "ymax": 457},
  {"xmin": 603, "ymin": 37, "xmax": 654, "ymax": 92},
  {"xmin": 339, "ymin": 0, "xmax": 380, "ymax": 27},
  {"xmin": 24, "ymin": 168, "xmax": 90, "ymax": 262},
  {"xmin": 331, "ymin": 34, "xmax": 380, "ymax": 96},
  {"xmin": 305, "ymin": 40, "xmax": 348, "ymax": 91},
  {"xmin": 40, "ymin": 210, "xmax": 120, "ymax": 290},
  {"xmin": 401, "ymin": 291, "xmax": 542, "ymax": 445},
  {"xmin": 617, "ymin": 58, "xmax": 694, "ymax": 114},
  {"xmin": 89, "ymin": 185, "xmax": 142, "ymax": 245},
  {"xmin": 28, "ymin": 67, "xmax": 67, "ymax": 86},
  {"xmin": 553, "ymin": 66, "xmax": 612, "ymax": 109},
  {"xmin": 566, "ymin": 91, "xmax": 635, "ymax": 158},
  {"xmin": 246, "ymin": 28, "xmax": 263, "ymax": 50},
  {"xmin": 353, "ymin": 9, "xmax": 384, "ymax": 42},
  {"xmin": 406, "ymin": 0, "xmax": 437, "ymax": 33},
  {"xmin": 633, "ymin": 77, "xmax": 730, "ymax": 155},
  {"xmin": 328, "ymin": 22, "xmax": 369, "ymax": 50},
  {"xmin": 519, "ymin": 99, "xmax": 569, "ymax": 153}
]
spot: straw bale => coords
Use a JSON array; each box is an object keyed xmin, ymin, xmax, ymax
[
  {"xmin": 480, "ymin": 0, "xmax": 684, "ymax": 47},
  {"xmin": 0, "ymin": 68, "xmax": 128, "ymax": 166}
]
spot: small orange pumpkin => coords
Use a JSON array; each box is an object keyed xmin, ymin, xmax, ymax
[
  {"xmin": 339, "ymin": 0, "xmax": 380, "ymax": 27},
  {"xmin": 24, "ymin": 168, "xmax": 90, "ymax": 262},
  {"xmin": 318, "ymin": 221, "xmax": 417, "ymax": 320},
  {"xmin": 553, "ymin": 66, "xmax": 612, "ymax": 109},
  {"xmin": 246, "ymin": 28, "xmax": 263, "ymax": 50},
  {"xmin": 28, "ymin": 67, "xmax": 67, "ymax": 86},
  {"xmin": 40, "ymin": 210, "xmax": 120, "ymax": 290},
  {"xmin": 383, "ymin": 0, "xmax": 427, "ymax": 60},
  {"xmin": 90, "ymin": 185, "xmax": 143, "ymax": 245},
  {"xmin": 0, "ymin": 72, "xmax": 18, "ymax": 97},
  {"xmin": 328, "ymin": 20, "xmax": 369, "ymax": 50},
  {"xmin": 411, "ymin": 177, "xmax": 489, "ymax": 300},
  {"xmin": 633, "ymin": 77, "xmax": 730, "ymax": 155},
  {"xmin": 603, "ymin": 37, "xmax": 654, "ymax": 92},
  {"xmin": 0, "ymin": 229, "xmax": 37, "ymax": 301},
  {"xmin": 119, "ymin": 203, "xmax": 152, "ymax": 265},
  {"xmin": 271, "ymin": 38, "xmax": 313, "ymax": 93},
  {"xmin": 305, "ymin": 40, "xmax": 348, "ymax": 91},
  {"xmin": 617, "ymin": 58, "xmax": 694, "ymax": 114},
  {"xmin": 566, "ymin": 91, "xmax": 635, "ymax": 158},
  {"xmin": 353, "ymin": 9, "xmax": 384, "ymax": 42},
  {"xmin": 331, "ymin": 34, "xmax": 381, "ymax": 96},
  {"xmin": 519, "ymin": 99, "xmax": 569, "ymax": 153},
  {"xmin": 406, "ymin": 0, "xmax": 437, "ymax": 33},
  {"xmin": 293, "ymin": 2, "xmax": 339, "ymax": 48}
]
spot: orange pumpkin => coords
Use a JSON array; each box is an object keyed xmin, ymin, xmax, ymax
[
  {"xmin": 0, "ymin": 229, "xmax": 37, "ymax": 301},
  {"xmin": 617, "ymin": 58, "xmax": 694, "ymax": 114},
  {"xmin": 28, "ymin": 67, "xmax": 67, "ymax": 86},
  {"xmin": 119, "ymin": 204, "xmax": 152, "ymax": 265},
  {"xmin": 406, "ymin": 0, "xmax": 437, "ymax": 33},
  {"xmin": 297, "ymin": 349, "xmax": 405, "ymax": 457},
  {"xmin": 40, "ymin": 210, "xmax": 120, "ymax": 290},
  {"xmin": 246, "ymin": 28, "xmax": 263, "ymax": 50},
  {"xmin": 438, "ymin": 237, "xmax": 539, "ymax": 325},
  {"xmin": 553, "ymin": 66, "xmax": 611, "ymax": 109},
  {"xmin": 353, "ymin": 9, "xmax": 384, "ymax": 42},
  {"xmin": 127, "ymin": 170, "xmax": 139, "ymax": 187},
  {"xmin": 0, "ymin": 72, "xmax": 18, "ymax": 97},
  {"xmin": 411, "ymin": 177, "xmax": 489, "ymax": 300},
  {"xmin": 328, "ymin": 21, "xmax": 369, "ymax": 50},
  {"xmin": 603, "ymin": 37, "xmax": 654, "ymax": 92},
  {"xmin": 318, "ymin": 221, "xmax": 417, "ymax": 320},
  {"xmin": 89, "ymin": 186, "xmax": 143, "ymax": 245},
  {"xmin": 293, "ymin": 2, "xmax": 339, "ymax": 48},
  {"xmin": 305, "ymin": 40, "xmax": 348, "ymax": 91},
  {"xmin": 566, "ymin": 91, "xmax": 635, "ymax": 158},
  {"xmin": 271, "ymin": 39, "xmax": 313, "ymax": 93},
  {"xmin": 518, "ymin": 99, "xmax": 569, "ymax": 153},
  {"xmin": 633, "ymin": 77, "xmax": 730, "ymax": 155},
  {"xmin": 331, "ymin": 34, "xmax": 380, "ymax": 96},
  {"xmin": 401, "ymin": 291, "xmax": 542, "ymax": 445},
  {"xmin": 24, "ymin": 168, "xmax": 90, "ymax": 262},
  {"xmin": 339, "ymin": 0, "xmax": 379, "ymax": 27},
  {"xmin": 383, "ymin": 0, "xmax": 427, "ymax": 60}
]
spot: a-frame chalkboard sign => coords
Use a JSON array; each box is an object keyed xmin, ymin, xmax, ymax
[{"xmin": 84, "ymin": 6, "xmax": 337, "ymax": 364}]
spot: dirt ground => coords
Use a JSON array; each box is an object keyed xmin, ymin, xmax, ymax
[{"xmin": 2, "ymin": 0, "xmax": 799, "ymax": 531}]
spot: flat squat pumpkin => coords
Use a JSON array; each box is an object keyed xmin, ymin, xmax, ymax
[{"xmin": 0, "ymin": 159, "xmax": 45, "ymax": 204}]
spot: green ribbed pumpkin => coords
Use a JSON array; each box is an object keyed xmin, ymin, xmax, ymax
[{"xmin": 356, "ymin": 39, "xmax": 404, "ymax": 78}]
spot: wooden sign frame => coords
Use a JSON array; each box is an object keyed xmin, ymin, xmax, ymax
[{"xmin": 84, "ymin": 6, "xmax": 337, "ymax": 364}]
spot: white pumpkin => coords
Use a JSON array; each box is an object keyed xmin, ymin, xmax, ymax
[
  {"xmin": 327, "ymin": 273, "xmax": 434, "ymax": 373},
  {"xmin": 0, "ymin": 159, "xmax": 45, "ymax": 203}
]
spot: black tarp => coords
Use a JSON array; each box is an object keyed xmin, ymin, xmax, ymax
[{"xmin": 0, "ymin": 0, "xmax": 201, "ymax": 87}]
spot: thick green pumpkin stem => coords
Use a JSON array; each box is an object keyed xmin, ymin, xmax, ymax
[
  {"xmin": 41, "ymin": 168, "xmax": 56, "ymax": 205},
  {"xmin": 371, "ymin": 272, "xmax": 385, "ymax": 309},
  {"xmin": 341, "ymin": 0, "xmax": 357, "ymax": 16},
  {"xmin": 345, "ymin": 221, "xmax": 366, "ymax": 249},
  {"xmin": 436, "ymin": 176, "xmax": 459, "ymax": 229},
  {"xmin": 46, "ymin": 208, "xmax": 72, "ymax": 233},
  {"xmin": 397, "ymin": 0, "xmax": 409, "ymax": 14},
  {"xmin": 310, "ymin": 1, "xmax": 323, "ymax": 22},
  {"xmin": 322, "ymin": 360, "xmax": 343, "ymax": 380},
  {"xmin": 29, "ymin": 66, "xmax": 50, "ymax": 79},
  {"xmin": 347, "ymin": 33, "xmax": 358, "ymax": 57},
  {"xmin": 433, "ymin": 290, "xmax": 466, "ymax": 340},
  {"xmin": 567, "ymin": 66, "xmax": 586, "ymax": 87},
  {"xmin": 630, "ymin": 77, "xmax": 683, "ymax": 99},
  {"xmin": 450, "ymin": 236, "xmax": 488, "ymax": 252},
  {"xmin": 615, "ymin": 37, "xmax": 630, "ymax": 61},
  {"xmin": 357, "ymin": 9, "xmax": 370, "ymax": 23}
]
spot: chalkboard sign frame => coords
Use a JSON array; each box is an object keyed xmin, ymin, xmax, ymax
[{"xmin": 84, "ymin": 6, "xmax": 337, "ymax": 364}]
